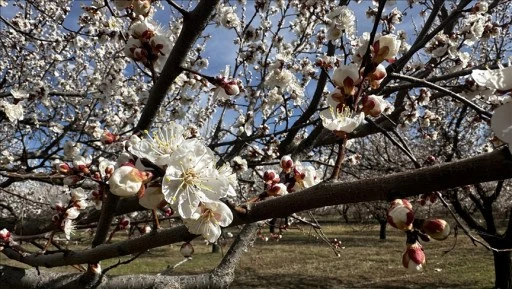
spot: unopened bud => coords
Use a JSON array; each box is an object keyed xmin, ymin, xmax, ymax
[
  {"xmin": 280, "ymin": 155, "xmax": 294, "ymax": 173},
  {"xmin": 402, "ymin": 242, "xmax": 426, "ymax": 272},
  {"xmin": 0, "ymin": 228, "xmax": 11, "ymax": 241},
  {"xmin": 421, "ymin": 218, "xmax": 450, "ymax": 241},
  {"xmin": 180, "ymin": 242, "xmax": 194, "ymax": 258},
  {"xmin": 387, "ymin": 199, "xmax": 414, "ymax": 231}
]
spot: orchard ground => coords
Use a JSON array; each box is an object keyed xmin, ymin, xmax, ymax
[{"xmin": 0, "ymin": 221, "xmax": 495, "ymax": 289}]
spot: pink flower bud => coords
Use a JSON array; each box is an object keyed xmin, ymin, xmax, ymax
[
  {"xmin": 88, "ymin": 263, "xmax": 102, "ymax": 274},
  {"xmin": 362, "ymin": 94, "xmax": 388, "ymax": 117},
  {"xmin": 119, "ymin": 216, "xmax": 130, "ymax": 230},
  {"xmin": 101, "ymin": 131, "xmax": 117, "ymax": 144},
  {"xmin": 109, "ymin": 166, "xmax": 150, "ymax": 197},
  {"xmin": 58, "ymin": 163, "xmax": 71, "ymax": 174},
  {"xmin": 105, "ymin": 166, "xmax": 114, "ymax": 176},
  {"xmin": 267, "ymin": 183, "xmax": 288, "ymax": 196},
  {"xmin": 421, "ymin": 218, "xmax": 450, "ymax": 241},
  {"xmin": 263, "ymin": 170, "xmax": 279, "ymax": 184},
  {"xmin": 163, "ymin": 207, "xmax": 174, "ymax": 217},
  {"xmin": 387, "ymin": 199, "xmax": 414, "ymax": 231},
  {"xmin": 373, "ymin": 34, "xmax": 401, "ymax": 64},
  {"xmin": 180, "ymin": 242, "xmax": 194, "ymax": 258},
  {"xmin": 402, "ymin": 242, "xmax": 426, "ymax": 272},
  {"xmin": 280, "ymin": 155, "xmax": 294, "ymax": 173},
  {"xmin": 366, "ymin": 64, "xmax": 387, "ymax": 89},
  {"xmin": 220, "ymin": 79, "xmax": 241, "ymax": 96},
  {"xmin": 0, "ymin": 228, "xmax": 11, "ymax": 241},
  {"xmin": 332, "ymin": 65, "xmax": 360, "ymax": 96}
]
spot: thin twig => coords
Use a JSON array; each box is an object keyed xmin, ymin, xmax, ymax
[
  {"xmin": 390, "ymin": 73, "xmax": 492, "ymax": 119},
  {"xmin": 329, "ymin": 136, "xmax": 347, "ymax": 180},
  {"xmin": 101, "ymin": 251, "xmax": 145, "ymax": 276},
  {"xmin": 365, "ymin": 117, "xmax": 422, "ymax": 168},
  {"xmin": 308, "ymin": 212, "xmax": 342, "ymax": 256},
  {"xmin": 166, "ymin": 0, "xmax": 190, "ymax": 18},
  {"xmin": 436, "ymin": 192, "xmax": 512, "ymax": 252},
  {"xmin": 289, "ymin": 215, "xmax": 321, "ymax": 229}
]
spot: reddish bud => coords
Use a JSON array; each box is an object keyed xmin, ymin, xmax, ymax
[
  {"xmin": 421, "ymin": 218, "xmax": 450, "ymax": 241},
  {"xmin": 387, "ymin": 199, "xmax": 414, "ymax": 231},
  {"xmin": 402, "ymin": 242, "xmax": 426, "ymax": 272},
  {"xmin": 0, "ymin": 229, "xmax": 11, "ymax": 241}
]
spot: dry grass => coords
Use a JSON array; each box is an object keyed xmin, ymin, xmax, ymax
[{"xmin": 0, "ymin": 222, "xmax": 496, "ymax": 289}]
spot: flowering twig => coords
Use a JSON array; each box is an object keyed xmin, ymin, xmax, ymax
[
  {"xmin": 289, "ymin": 215, "xmax": 321, "ymax": 229},
  {"xmin": 179, "ymin": 66, "xmax": 216, "ymax": 83},
  {"xmin": 360, "ymin": 0, "xmax": 386, "ymax": 77},
  {"xmin": 307, "ymin": 212, "xmax": 343, "ymax": 256}
]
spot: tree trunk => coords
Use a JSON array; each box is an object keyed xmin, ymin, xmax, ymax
[
  {"xmin": 493, "ymin": 250, "xmax": 512, "ymax": 289},
  {"xmin": 379, "ymin": 220, "xmax": 387, "ymax": 240}
]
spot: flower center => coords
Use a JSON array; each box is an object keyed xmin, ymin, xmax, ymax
[
  {"xmin": 182, "ymin": 168, "xmax": 198, "ymax": 185},
  {"xmin": 200, "ymin": 206, "xmax": 219, "ymax": 224}
]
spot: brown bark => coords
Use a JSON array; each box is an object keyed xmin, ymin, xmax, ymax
[
  {"xmin": 2, "ymin": 148, "xmax": 510, "ymax": 268},
  {"xmin": 0, "ymin": 224, "xmax": 258, "ymax": 289},
  {"xmin": 492, "ymin": 250, "xmax": 512, "ymax": 289}
]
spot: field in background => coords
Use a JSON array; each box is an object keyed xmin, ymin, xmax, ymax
[{"xmin": 0, "ymin": 222, "xmax": 495, "ymax": 288}]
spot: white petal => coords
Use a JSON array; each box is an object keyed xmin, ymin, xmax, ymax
[
  {"xmin": 472, "ymin": 66, "xmax": 512, "ymax": 91},
  {"xmin": 139, "ymin": 186, "xmax": 165, "ymax": 210},
  {"xmin": 491, "ymin": 101, "xmax": 512, "ymax": 144}
]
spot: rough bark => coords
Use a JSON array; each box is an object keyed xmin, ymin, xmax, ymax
[
  {"xmin": 0, "ymin": 224, "xmax": 258, "ymax": 289},
  {"xmin": 1, "ymin": 148, "xmax": 510, "ymax": 268},
  {"xmin": 492, "ymin": 250, "xmax": 512, "ymax": 289}
]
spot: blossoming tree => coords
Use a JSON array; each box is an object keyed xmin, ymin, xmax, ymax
[{"xmin": 0, "ymin": 0, "xmax": 511, "ymax": 288}]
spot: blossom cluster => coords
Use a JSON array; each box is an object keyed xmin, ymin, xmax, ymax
[
  {"xmin": 387, "ymin": 198, "xmax": 451, "ymax": 272},
  {"xmin": 50, "ymin": 188, "xmax": 90, "ymax": 240},
  {"xmin": 107, "ymin": 122, "xmax": 237, "ymax": 242},
  {"xmin": 263, "ymin": 155, "xmax": 320, "ymax": 197},
  {"xmin": 124, "ymin": 19, "xmax": 174, "ymax": 72},
  {"xmin": 320, "ymin": 33, "xmax": 399, "ymax": 136}
]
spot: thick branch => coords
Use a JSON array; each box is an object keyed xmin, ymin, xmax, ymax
[
  {"xmin": 135, "ymin": 0, "xmax": 220, "ymax": 132},
  {"xmin": 0, "ymin": 224, "xmax": 258, "ymax": 289},
  {"xmin": 3, "ymin": 148, "xmax": 511, "ymax": 268}
]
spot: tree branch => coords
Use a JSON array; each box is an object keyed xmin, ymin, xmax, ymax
[
  {"xmin": 0, "ymin": 224, "xmax": 258, "ymax": 289},
  {"xmin": 389, "ymin": 72, "xmax": 492, "ymax": 119},
  {"xmin": 135, "ymin": 0, "xmax": 220, "ymax": 132},
  {"xmin": 2, "ymin": 148, "xmax": 511, "ymax": 268}
]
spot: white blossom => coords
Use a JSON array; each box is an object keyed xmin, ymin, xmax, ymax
[
  {"xmin": 320, "ymin": 105, "xmax": 364, "ymax": 133},
  {"xmin": 162, "ymin": 140, "xmax": 230, "ymax": 218},
  {"xmin": 183, "ymin": 200, "xmax": 233, "ymax": 242},
  {"xmin": 491, "ymin": 101, "xmax": 512, "ymax": 152},
  {"xmin": 130, "ymin": 122, "xmax": 186, "ymax": 166},
  {"xmin": 0, "ymin": 101, "xmax": 24, "ymax": 122},
  {"xmin": 472, "ymin": 66, "xmax": 512, "ymax": 92},
  {"xmin": 109, "ymin": 165, "xmax": 147, "ymax": 197}
]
